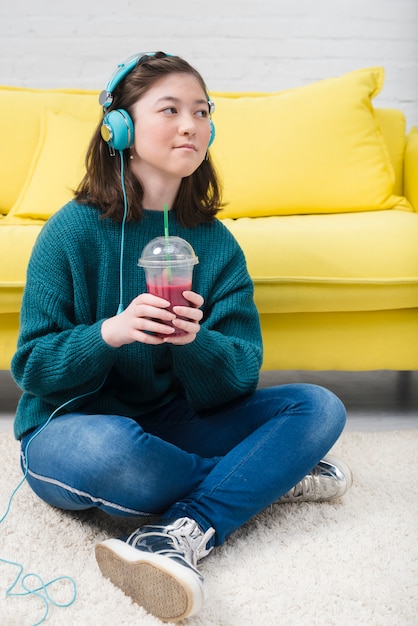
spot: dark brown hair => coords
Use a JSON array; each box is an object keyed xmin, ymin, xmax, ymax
[{"xmin": 75, "ymin": 53, "xmax": 223, "ymax": 227}]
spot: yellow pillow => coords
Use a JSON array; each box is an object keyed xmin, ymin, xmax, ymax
[
  {"xmin": 8, "ymin": 109, "xmax": 96, "ymax": 220},
  {"xmin": 210, "ymin": 67, "xmax": 410, "ymax": 218}
]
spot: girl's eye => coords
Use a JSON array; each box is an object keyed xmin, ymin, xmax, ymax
[{"xmin": 160, "ymin": 106, "xmax": 208, "ymax": 117}]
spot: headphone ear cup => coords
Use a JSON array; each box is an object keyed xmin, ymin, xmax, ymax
[
  {"xmin": 101, "ymin": 109, "xmax": 134, "ymax": 151},
  {"xmin": 208, "ymin": 119, "xmax": 215, "ymax": 148}
]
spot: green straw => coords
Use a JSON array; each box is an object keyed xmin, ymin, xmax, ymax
[{"xmin": 163, "ymin": 203, "xmax": 172, "ymax": 283}]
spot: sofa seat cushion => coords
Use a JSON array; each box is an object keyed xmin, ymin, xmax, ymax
[
  {"xmin": 223, "ymin": 210, "xmax": 418, "ymax": 314},
  {"xmin": 2, "ymin": 211, "xmax": 417, "ymax": 317},
  {"xmin": 0, "ymin": 224, "xmax": 43, "ymax": 312}
]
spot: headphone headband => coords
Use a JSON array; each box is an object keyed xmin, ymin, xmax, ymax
[{"xmin": 99, "ymin": 52, "xmax": 172, "ymax": 110}]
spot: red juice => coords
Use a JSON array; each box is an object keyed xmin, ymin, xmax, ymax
[{"xmin": 147, "ymin": 277, "xmax": 192, "ymax": 336}]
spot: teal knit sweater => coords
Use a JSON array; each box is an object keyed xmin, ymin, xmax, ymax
[{"xmin": 12, "ymin": 201, "xmax": 263, "ymax": 440}]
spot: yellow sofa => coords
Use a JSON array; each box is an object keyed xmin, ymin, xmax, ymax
[{"xmin": 1, "ymin": 67, "xmax": 418, "ymax": 371}]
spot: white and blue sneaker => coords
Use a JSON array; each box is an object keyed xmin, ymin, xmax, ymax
[
  {"xmin": 95, "ymin": 517, "xmax": 215, "ymax": 622},
  {"xmin": 277, "ymin": 455, "xmax": 353, "ymax": 503}
]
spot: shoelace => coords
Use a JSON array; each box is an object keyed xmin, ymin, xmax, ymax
[
  {"xmin": 170, "ymin": 519, "xmax": 215, "ymax": 566},
  {"xmin": 286, "ymin": 473, "xmax": 317, "ymax": 501},
  {"xmin": 127, "ymin": 519, "xmax": 215, "ymax": 568}
]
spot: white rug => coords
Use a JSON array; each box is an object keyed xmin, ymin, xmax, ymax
[{"xmin": 1, "ymin": 429, "xmax": 417, "ymax": 626}]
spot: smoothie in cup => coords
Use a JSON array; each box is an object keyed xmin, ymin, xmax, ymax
[{"xmin": 138, "ymin": 236, "xmax": 198, "ymax": 336}]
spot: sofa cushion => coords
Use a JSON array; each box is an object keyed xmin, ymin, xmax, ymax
[
  {"xmin": 211, "ymin": 67, "xmax": 412, "ymax": 218},
  {"xmin": 7, "ymin": 110, "xmax": 96, "ymax": 221},
  {"xmin": 223, "ymin": 210, "xmax": 418, "ymax": 314},
  {"xmin": 404, "ymin": 127, "xmax": 418, "ymax": 211},
  {"xmin": 374, "ymin": 108, "xmax": 406, "ymax": 197},
  {"xmin": 0, "ymin": 86, "xmax": 99, "ymax": 215},
  {"xmin": 1, "ymin": 75, "xmax": 411, "ymax": 222}
]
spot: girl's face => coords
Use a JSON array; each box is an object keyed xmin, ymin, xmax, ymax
[{"xmin": 130, "ymin": 72, "xmax": 212, "ymax": 186}]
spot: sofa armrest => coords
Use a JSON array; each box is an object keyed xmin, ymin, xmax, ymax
[{"xmin": 404, "ymin": 127, "xmax": 418, "ymax": 212}]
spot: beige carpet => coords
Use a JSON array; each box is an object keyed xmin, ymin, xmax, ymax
[{"xmin": 1, "ymin": 429, "xmax": 417, "ymax": 626}]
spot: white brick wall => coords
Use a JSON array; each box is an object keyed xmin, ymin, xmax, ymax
[{"xmin": 1, "ymin": 0, "xmax": 417, "ymax": 127}]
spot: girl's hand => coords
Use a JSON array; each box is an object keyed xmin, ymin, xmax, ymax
[
  {"xmin": 101, "ymin": 291, "xmax": 203, "ymax": 348},
  {"xmin": 163, "ymin": 290, "xmax": 204, "ymax": 345},
  {"xmin": 101, "ymin": 293, "xmax": 177, "ymax": 347}
]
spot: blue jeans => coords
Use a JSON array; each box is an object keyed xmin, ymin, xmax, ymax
[{"xmin": 21, "ymin": 384, "xmax": 346, "ymax": 546}]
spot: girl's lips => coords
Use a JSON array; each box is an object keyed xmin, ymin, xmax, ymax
[{"xmin": 175, "ymin": 144, "xmax": 197, "ymax": 151}]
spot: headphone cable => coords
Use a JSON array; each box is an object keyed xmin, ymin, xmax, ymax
[{"xmin": 117, "ymin": 150, "xmax": 128, "ymax": 315}]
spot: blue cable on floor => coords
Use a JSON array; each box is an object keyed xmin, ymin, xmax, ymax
[
  {"xmin": 1, "ymin": 412, "xmax": 77, "ymax": 624},
  {"xmin": 1, "ymin": 558, "xmax": 77, "ymax": 626},
  {"xmin": 1, "ymin": 380, "xmax": 106, "ymax": 624}
]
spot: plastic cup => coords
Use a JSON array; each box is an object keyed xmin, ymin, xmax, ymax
[{"xmin": 138, "ymin": 236, "xmax": 199, "ymax": 336}]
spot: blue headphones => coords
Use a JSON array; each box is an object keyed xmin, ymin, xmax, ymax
[{"xmin": 99, "ymin": 52, "xmax": 215, "ymax": 153}]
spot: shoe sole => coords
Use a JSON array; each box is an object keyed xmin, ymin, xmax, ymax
[{"xmin": 95, "ymin": 539, "xmax": 204, "ymax": 622}]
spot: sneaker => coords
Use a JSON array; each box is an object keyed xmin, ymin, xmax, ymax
[
  {"xmin": 277, "ymin": 455, "xmax": 353, "ymax": 504},
  {"xmin": 95, "ymin": 517, "xmax": 215, "ymax": 622}
]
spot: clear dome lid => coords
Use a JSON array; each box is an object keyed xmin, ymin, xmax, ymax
[{"xmin": 138, "ymin": 236, "xmax": 198, "ymax": 267}]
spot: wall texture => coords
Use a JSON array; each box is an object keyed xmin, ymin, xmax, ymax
[{"xmin": 1, "ymin": 0, "xmax": 417, "ymax": 127}]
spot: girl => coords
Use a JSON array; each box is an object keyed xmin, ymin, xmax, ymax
[{"xmin": 11, "ymin": 52, "xmax": 351, "ymax": 623}]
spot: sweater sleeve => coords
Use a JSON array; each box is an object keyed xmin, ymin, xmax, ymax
[
  {"xmin": 169, "ymin": 244, "xmax": 263, "ymax": 410},
  {"xmin": 11, "ymin": 217, "xmax": 118, "ymax": 401}
]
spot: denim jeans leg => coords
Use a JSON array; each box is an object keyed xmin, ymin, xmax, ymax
[
  {"xmin": 162, "ymin": 384, "xmax": 346, "ymax": 545},
  {"xmin": 21, "ymin": 383, "xmax": 346, "ymax": 547},
  {"xmin": 20, "ymin": 412, "xmax": 218, "ymax": 517}
]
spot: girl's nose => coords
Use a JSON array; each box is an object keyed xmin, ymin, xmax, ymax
[{"xmin": 178, "ymin": 114, "xmax": 196, "ymax": 136}]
